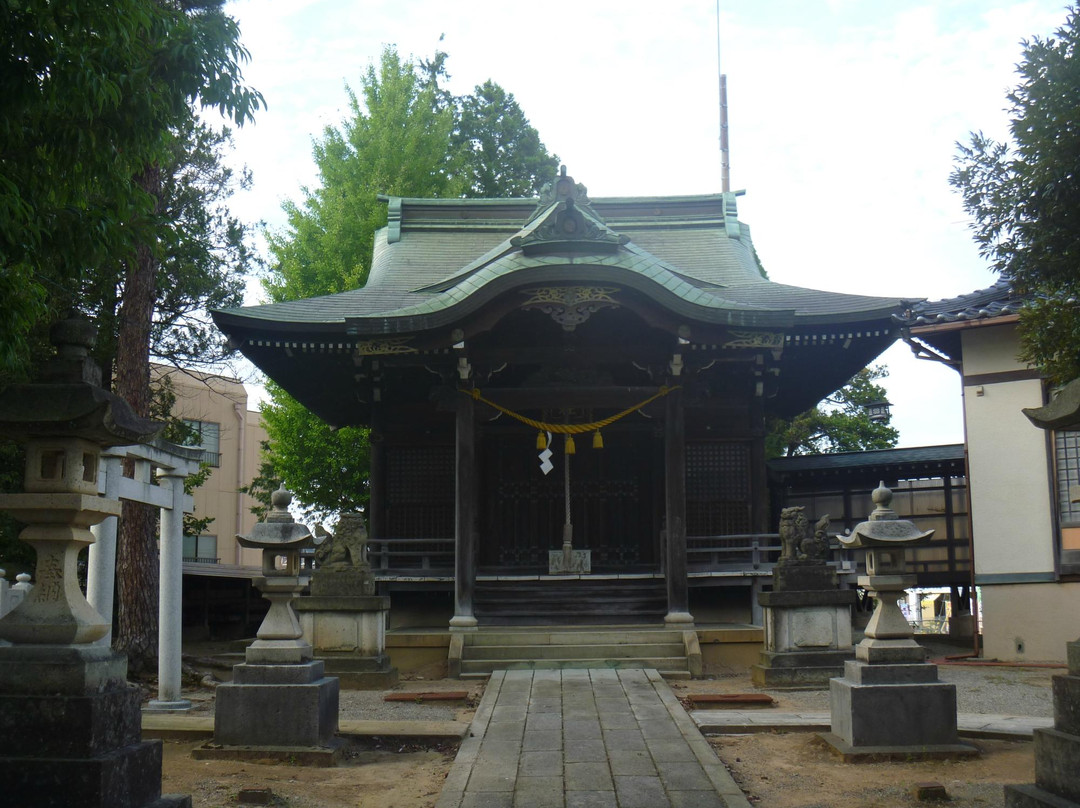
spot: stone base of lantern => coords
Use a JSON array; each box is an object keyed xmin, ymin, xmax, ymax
[
  {"xmin": 0, "ymin": 645, "xmax": 189, "ymax": 808},
  {"xmin": 294, "ymin": 594, "xmax": 398, "ymax": 689},
  {"xmin": 821, "ymin": 659, "xmax": 978, "ymax": 761},
  {"xmin": 1005, "ymin": 642, "xmax": 1080, "ymax": 807},
  {"xmin": 206, "ymin": 660, "xmax": 340, "ymax": 759}
]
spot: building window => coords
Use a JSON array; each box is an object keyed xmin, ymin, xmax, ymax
[
  {"xmin": 1054, "ymin": 430, "xmax": 1080, "ymax": 573},
  {"xmin": 183, "ymin": 535, "xmax": 218, "ymax": 564},
  {"xmin": 182, "ymin": 419, "xmax": 221, "ymax": 467}
]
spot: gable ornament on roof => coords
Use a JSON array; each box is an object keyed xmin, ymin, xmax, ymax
[
  {"xmin": 511, "ymin": 166, "xmax": 629, "ymax": 255},
  {"xmin": 520, "ymin": 286, "xmax": 621, "ymax": 331}
]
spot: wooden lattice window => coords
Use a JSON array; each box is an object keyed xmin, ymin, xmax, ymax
[
  {"xmin": 386, "ymin": 446, "xmax": 454, "ymax": 539},
  {"xmin": 686, "ymin": 442, "xmax": 751, "ymax": 536}
]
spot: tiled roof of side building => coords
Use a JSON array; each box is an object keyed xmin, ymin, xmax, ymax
[
  {"xmin": 898, "ymin": 279, "xmax": 1024, "ymax": 325},
  {"xmin": 768, "ymin": 444, "xmax": 966, "ymax": 475}
]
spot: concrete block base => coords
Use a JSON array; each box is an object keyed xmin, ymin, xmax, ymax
[
  {"xmin": 192, "ymin": 737, "xmax": 347, "ymax": 767},
  {"xmin": 752, "ymin": 648, "xmax": 851, "ymax": 688},
  {"xmin": 317, "ymin": 653, "xmax": 399, "ymax": 690},
  {"xmin": 1006, "ymin": 783, "xmax": 1080, "ymax": 808},
  {"xmin": 818, "ymin": 732, "xmax": 980, "ymax": 763},
  {"xmin": 0, "ymin": 645, "xmax": 187, "ymax": 808},
  {"xmin": 828, "ymin": 660, "xmax": 976, "ymax": 758},
  {"xmin": 214, "ymin": 661, "xmax": 339, "ymax": 749},
  {"xmin": 1033, "ymin": 727, "xmax": 1080, "ymax": 804}
]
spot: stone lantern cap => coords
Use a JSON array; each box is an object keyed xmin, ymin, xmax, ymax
[
  {"xmin": 1024, "ymin": 376, "xmax": 1080, "ymax": 431},
  {"xmin": 0, "ymin": 313, "xmax": 160, "ymax": 446},
  {"xmin": 237, "ymin": 486, "xmax": 313, "ymax": 551},
  {"xmin": 837, "ymin": 482, "xmax": 933, "ymax": 548}
]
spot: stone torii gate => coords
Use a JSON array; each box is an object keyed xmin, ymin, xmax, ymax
[{"xmin": 86, "ymin": 439, "xmax": 203, "ymax": 710}]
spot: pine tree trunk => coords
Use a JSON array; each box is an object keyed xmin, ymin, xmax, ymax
[{"xmin": 112, "ymin": 165, "xmax": 162, "ymax": 674}]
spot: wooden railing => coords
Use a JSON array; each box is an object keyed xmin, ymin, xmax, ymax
[
  {"xmin": 366, "ymin": 534, "xmax": 862, "ymax": 579},
  {"xmin": 685, "ymin": 533, "xmax": 860, "ymax": 577},
  {"xmin": 368, "ymin": 538, "xmax": 455, "ymax": 574}
]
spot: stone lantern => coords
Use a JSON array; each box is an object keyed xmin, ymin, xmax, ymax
[
  {"xmin": 0, "ymin": 314, "xmax": 159, "ymax": 644},
  {"xmin": 821, "ymin": 482, "xmax": 976, "ymax": 760},
  {"xmin": 843, "ymin": 482, "xmax": 933, "ymax": 665},
  {"xmin": 201, "ymin": 486, "xmax": 341, "ymax": 761},
  {"xmin": 0, "ymin": 313, "xmax": 188, "ymax": 808},
  {"xmin": 237, "ymin": 485, "xmax": 314, "ymax": 664}
]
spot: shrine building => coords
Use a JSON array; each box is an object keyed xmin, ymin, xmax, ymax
[{"xmin": 212, "ymin": 169, "xmax": 912, "ymax": 630}]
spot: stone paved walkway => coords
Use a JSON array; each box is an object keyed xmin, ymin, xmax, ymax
[{"xmin": 435, "ymin": 668, "xmax": 750, "ymax": 808}]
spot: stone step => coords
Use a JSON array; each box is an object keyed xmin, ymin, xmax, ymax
[
  {"xmin": 465, "ymin": 643, "xmax": 685, "ymax": 661},
  {"xmin": 466, "ymin": 629, "xmax": 683, "ymax": 647},
  {"xmin": 459, "ymin": 657, "xmax": 689, "ymax": 674}
]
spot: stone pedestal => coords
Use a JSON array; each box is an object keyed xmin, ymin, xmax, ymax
[
  {"xmin": 823, "ymin": 658, "xmax": 977, "ymax": 760},
  {"xmin": 295, "ymin": 589, "xmax": 398, "ymax": 689},
  {"xmin": 1005, "ymin": 640, "xmax": 1080, "ymax": 807},
  {"xmin": 210, "ymin": 660, "xmax": 340, "ymax": 748},
  {"xmin": 0, "ymin": 645, "xmax": 189, "ymax": 807},
  {"xmin": 752, "ymin": 563, "xmax": 856, "ymax": 688}
]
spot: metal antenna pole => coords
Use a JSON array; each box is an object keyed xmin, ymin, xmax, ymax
[{"xmin": 717, "ymin": 0, "xmax": 730, "ymax": 192}]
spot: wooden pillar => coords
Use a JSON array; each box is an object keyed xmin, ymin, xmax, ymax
[
  {"xmin": 450, "ymin": 390, "xmax": 479, "ymax": 630},
  {"xmin": 369, "ymin": 404, "xmax": 386, "ymax": 540},
  {"xmin": 664, "ymin": 386, "xmax": 694, "ymax": 627}
]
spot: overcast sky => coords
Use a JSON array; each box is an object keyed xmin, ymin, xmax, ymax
[{"xmin": 218, "ymin": 0, "xmax": 1069, "ymax": 447}]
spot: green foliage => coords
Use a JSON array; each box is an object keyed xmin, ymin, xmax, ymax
[
  {"xmin": 256, "ymin": 47, "xmax": 557, "ymax": 519},
  {"xmin": 263, "ymin": 47, "xmax": 460, "ymax": 303},
  {"xmin": 454, "ymin": 80, "xmax": 560, "ymax": 197},
  {"xmin": 951, "ymin": 5, "xmax": 1080, "ymax": 383},
  {"xmin": 255, "ymin": 383, "xmax": 371, "ymax": 524},
  {"xmin": 766, "ymin": 366, "xmax": 899, "ymax": 458},
  {"xmin": 0, "ymin": 0, "xmax": 262, "ymax": 381}
]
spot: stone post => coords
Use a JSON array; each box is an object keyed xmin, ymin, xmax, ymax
[
  {"xmin": 87, "ymin": 449, "xmax": 123, "ymax": 647},
  {"xmin": 148, "ymin": 468, "xmax": 190, "ymax": 710},
  {"xmin": 821, "ymin": 482, "xmax": 977, "ymax": 761}
]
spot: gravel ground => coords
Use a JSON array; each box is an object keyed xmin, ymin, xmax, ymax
[
  {"xmin": 683, "ymin": 638, "xmax": 1060, "ymax": 717},
  {"xmin": 175, "ymin": 638, "xmax": 1060, "ymax": 722}
]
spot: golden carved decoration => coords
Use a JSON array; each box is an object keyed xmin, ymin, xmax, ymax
[
  {"xmin": 721, "ymin": 331, "xmax": 785, "ymax": 349},
  {"xmin": 353, "ymin": 337, "xmax": 418, "ymax": 356}
]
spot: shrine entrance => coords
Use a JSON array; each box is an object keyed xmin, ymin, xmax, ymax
[{"xmin": 479, "ymin": 421, "xmax": 661, "ymax": 573}]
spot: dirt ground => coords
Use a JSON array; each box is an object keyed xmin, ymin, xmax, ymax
[
  {"xmin": 161, "ymin": 738, "xmax": 457, "ymax": 808},
  {"xmin": 710, "ymin": 733, "xmax": 1034, "ymax": 808},
  {"xmin": 159, "ymin": 666, "xmax": 1047, "ymax": 808}
]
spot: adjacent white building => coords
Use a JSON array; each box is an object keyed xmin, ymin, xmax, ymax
[{"xmin": 904, "ymin": 281, "xmax": 1078, "ymax": 661}]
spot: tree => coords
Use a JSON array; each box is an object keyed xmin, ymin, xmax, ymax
[
  {"xmin": 454, "ymin": 80, "xmax": 560, "ymax": 197},
  {"xmin": 257, "ymin": 48, "xmax": 558, "ymax": 518},
  {"xmin": 1, "ymin": 0, "xmax": 262, "ymax": 672},
  {"xmin": 951, "ymin": 5, "xmax": 1080, "ymax": 383},
  {"xmin": 241, "ymin": 384, "xmax": 371, "ymax": 525},
  {"xmin": 0, "ymin": 0, "xmax": 262, "ymax": 383},
  {"xmin": 766, "ymin": 366, "xmax": 899, "ymax": 458}
]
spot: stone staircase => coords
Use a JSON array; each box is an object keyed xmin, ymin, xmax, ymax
[
  {"xmin": 473, "ymin": 578, "xmax": 667, "ymax": 625},
  {"xmin": 448, "ymin": 627, "xmax": 701, "ymax": 680}
]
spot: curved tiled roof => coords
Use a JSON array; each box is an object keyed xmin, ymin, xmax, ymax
[{"xmin": 215, "ymin": 188, "xmax": 910, "ymax": 335}]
